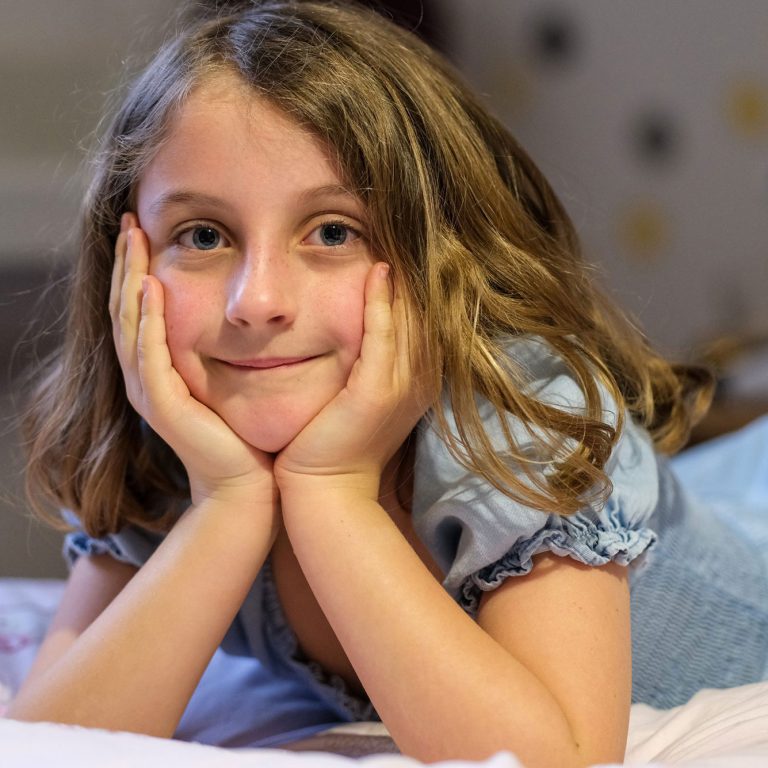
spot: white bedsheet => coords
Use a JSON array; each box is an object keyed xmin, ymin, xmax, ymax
[{"xmin": 2, "ymin": 679, "xmax": 768, "ymax": 768}]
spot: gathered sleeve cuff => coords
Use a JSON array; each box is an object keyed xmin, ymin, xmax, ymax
[
  {"xmin": 411, "ymin": 337, "xmax": 661, "ymax": 615},
  {"xmin": 60, "ymin": 509, "xmax": 164, "ymax": 570}
]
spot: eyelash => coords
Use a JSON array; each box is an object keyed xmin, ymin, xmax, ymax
[
  {"xmin": 174, "ymin": 223, "xmax": 227, "ymax": 252},
  {"xmin": 172, "ymin": 218, "xmax": 363, "ymax": 252},
  {"xmin": 304, "ymin": 219, "xmax": 362, "ymax": 248}
]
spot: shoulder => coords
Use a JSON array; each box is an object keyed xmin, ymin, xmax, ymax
[{"xmin": 411, "ymin": 335, "xmax": 661, "ymax": 611}]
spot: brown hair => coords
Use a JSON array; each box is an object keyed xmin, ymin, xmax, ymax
[{"xmin": 23, "ymin": 0, "xmax": 712, "ymax": 537}]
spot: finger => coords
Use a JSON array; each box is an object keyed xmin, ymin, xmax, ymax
[
  {"xmin": 109, "ymin": 214, "xmax": 136, "ymax": 322},
  {"xmin": 109, "ymin": 213, "xmax": 127, "ymax": 320},
  {"xmin": 136, "ymin": 274, "xmax": 187, "ymax": 417},
  {"xmin": 122, "ymin": 226, "xmax": 149, "ymax": 310},
  {"xmin": 116, "ymin": 226, "xmax": 150, "ymax": 374},
  {"xmin": 109, "ymin": 233, "xmax": 126, "ymax": 326},
  {"xmin": 356, "ymin": 262, "xmax": 396, "ymax": 393},
  {"xmin": 363, "ymin": 263, "xmax": 394, "ymax": 339}
]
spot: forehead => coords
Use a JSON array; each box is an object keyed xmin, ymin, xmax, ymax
[
  {"xmin": 136, "ymin": 72, "xmax": 346, "ymax": 207},
  {"xmin": 175, "ymin": 72, "xmax": 325, "ymax": 157}
]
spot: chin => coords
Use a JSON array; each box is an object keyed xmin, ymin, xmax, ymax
[
  {"xmin": 251, "ymin": 436, "xmax": 294, "ymax": 454},
  {"xmin": 230, "ymin": 417, "xmax": 307, "ymax": 454},
  {"xmin": 216, "ymin": 396, "xmax": 337, "ymax": 455},
  {"xmin": 236, "ymin": 428, "xmax": 296, "ymax": 454}
]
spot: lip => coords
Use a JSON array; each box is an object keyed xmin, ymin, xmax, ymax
[{"xmin": 220, "ymin": 356, "xmax": 317, "ymax": 370}]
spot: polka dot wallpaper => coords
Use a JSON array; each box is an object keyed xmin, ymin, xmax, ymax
[{"xmin": 443, "ymin": 0, "xmax": 768, "ymax": 358}]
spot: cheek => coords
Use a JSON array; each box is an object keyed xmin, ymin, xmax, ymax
[
  {"xmin": 314, "ymin": 273, "xmax": 368, "ymax": 359},
  {"xmin": 156, "ymin": 274, "xmax": 216, "ymax": 366}
]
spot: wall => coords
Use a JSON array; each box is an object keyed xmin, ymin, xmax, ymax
[{"xmin": 443, "ymin": 0, "xmax": 768, "ymax": 356}]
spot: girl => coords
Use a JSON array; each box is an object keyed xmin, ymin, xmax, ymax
[{"xmin": 9, "ymin": 1, "xmax": 768, "ymax": 766}]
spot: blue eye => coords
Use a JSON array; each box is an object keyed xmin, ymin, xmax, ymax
[
  {"xmin": 319, "ymin": 222, "xmax": 348, "ymax": 246},
  {"xmin": 176, "ymin": 223, "xmax": 229, "ymax": 252},
  {"xmin": 190, "ymin": 226, "xmax": 221, "ymax": 250}
]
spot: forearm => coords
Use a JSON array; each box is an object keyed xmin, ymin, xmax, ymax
[
  {"xmin": 8, "ymin": 497, "xmax": 277, "ymax": 737},
  {"xmin": 280, "ymin": 485, "xmax": 592, "ymax": 767}
]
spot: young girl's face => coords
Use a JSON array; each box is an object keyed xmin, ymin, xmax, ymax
[{"xmin": 135, "ymin": 74, "xmax": 375, "ymax": 452}]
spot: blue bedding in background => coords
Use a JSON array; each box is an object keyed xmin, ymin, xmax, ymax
[{"xmin": 671, "ymin": 414, "xmax": 768, "ymax": 551}]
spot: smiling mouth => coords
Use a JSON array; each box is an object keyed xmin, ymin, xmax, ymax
[{"xmin": 220, "ymin": 356, "xmax": 318, "ymax": 370}]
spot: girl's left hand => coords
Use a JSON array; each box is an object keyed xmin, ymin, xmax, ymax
[{"xmin": 274, "ymin": 263, "xmax": 432, "ymax": 497}]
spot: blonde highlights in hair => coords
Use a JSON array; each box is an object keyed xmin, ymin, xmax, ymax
[{"xmin": 23, "ymin": 0, "xmax": 712, "ymax": 536}]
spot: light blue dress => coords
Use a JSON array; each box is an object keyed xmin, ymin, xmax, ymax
[{"xmin": 62, "ymin": 338, "xmax": 768, "ymax": 747}]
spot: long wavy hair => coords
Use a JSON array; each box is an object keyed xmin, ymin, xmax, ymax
[{"xmin": 22, "ymin": 0, "xmax": 712, "ymax": 537}]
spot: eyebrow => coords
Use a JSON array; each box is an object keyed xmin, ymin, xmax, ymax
[
  {"xmin": 148, "ymin": 191, "xmax": 229, "ymax": 217},
  {"xmin": 296, "ymin": 184, "xmax": 362, "ymax": 206},
  {"xmin": 147, "ymin": 185, "xmax": 362, "ymax": 217}
]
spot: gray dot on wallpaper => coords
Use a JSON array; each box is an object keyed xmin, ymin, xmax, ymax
[
  {"xmin": 528, "ymin": 8, "xmax": 580, "ymax": 68},
  {"xmin": 631, "ymin": 112, "xmax": 680, "ymax": 167}
]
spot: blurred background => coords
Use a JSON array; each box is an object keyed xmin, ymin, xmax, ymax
[{"xmin": 2, "ymin": 0, "xmax": 767, "ymax": 578}]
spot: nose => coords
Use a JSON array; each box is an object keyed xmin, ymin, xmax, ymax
[{"xmin": 225, "ymin": 249, "xmax": 298, "ymax": 328}]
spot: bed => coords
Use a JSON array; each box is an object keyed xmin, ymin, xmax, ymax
[{"xmin": 3, "ymin": 416, "xmax": 768, "ymax": 767}]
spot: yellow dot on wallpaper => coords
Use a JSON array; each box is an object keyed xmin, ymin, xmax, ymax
[
  {"xmin": 725, "ymin": 79, "xmax": 768, "ymax": 139},
  {"xmin": 617, "ymin": 201, "xmax": 669, "ymax": 262}
]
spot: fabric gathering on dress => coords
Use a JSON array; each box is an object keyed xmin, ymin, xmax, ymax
[{"xmin": 62, "ymin": 337, "xmax": 768, "ymax": 748}]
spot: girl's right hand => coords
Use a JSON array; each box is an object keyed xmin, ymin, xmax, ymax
[{"xmin": 111, "ymin": 213, "xmax": 277, "ymax": 508}]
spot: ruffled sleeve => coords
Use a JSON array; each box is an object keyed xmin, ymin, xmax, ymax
[
  {"xmin": 61, "ymin": 509, "xmax": 166, "ymax": 569},
  {"xmin": 411, "ymin": 337, "xmax": 660, "ymax": 615}
]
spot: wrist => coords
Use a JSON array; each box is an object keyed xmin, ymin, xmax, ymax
[
  {"xmin": 275, "ymin": 468, "xmax": 380, "ymax": 505},
  {"xmin": 178, "ymin": 493, "xmax": 282, "ymax": 554},
  {"xmin": 190, "ymin": 474, "xmax": 279, "ymax": 509}
]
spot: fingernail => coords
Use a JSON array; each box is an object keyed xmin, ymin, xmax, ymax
[
  {"xmin": 120, "ymin": 213, "xmax": 130, "ymax": 233},
  {"xmin": 141, "ymin": 277, "xmax": 149, "ymax": 298},
  {"xmin": 378, "ymin": 263, "xmax": 390, "ymax": 280}
]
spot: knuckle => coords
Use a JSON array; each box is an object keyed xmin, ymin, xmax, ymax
[
  {"xmin": 378, "ymin": 324, "xmax": 396, "ymax": 342},
  {"xmin": 124, "ymin": 385, "xmax": 144, "ymax": 416},
  {"xmin": 117, "ymin": 303, "xmax": 134, "ymax": 328}
]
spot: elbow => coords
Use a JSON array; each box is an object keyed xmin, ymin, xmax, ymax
[
  {"xmin": 5, "ymin": 694, "xmax": 68, "ymax": 728},
  {"xmin": 5, "ymin": 697, "xmax": 176, "ymax": 741},
  {"xmin": 5, "ymin": 694, "xmax": 48, "ymax": 724},
  {"xmin": 397, "ymin": 730, "xmax": 623, "ymax": 768},
  {"xmin": 561, "ymin": 730, "xmax": 627, "ymax": 768}
]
